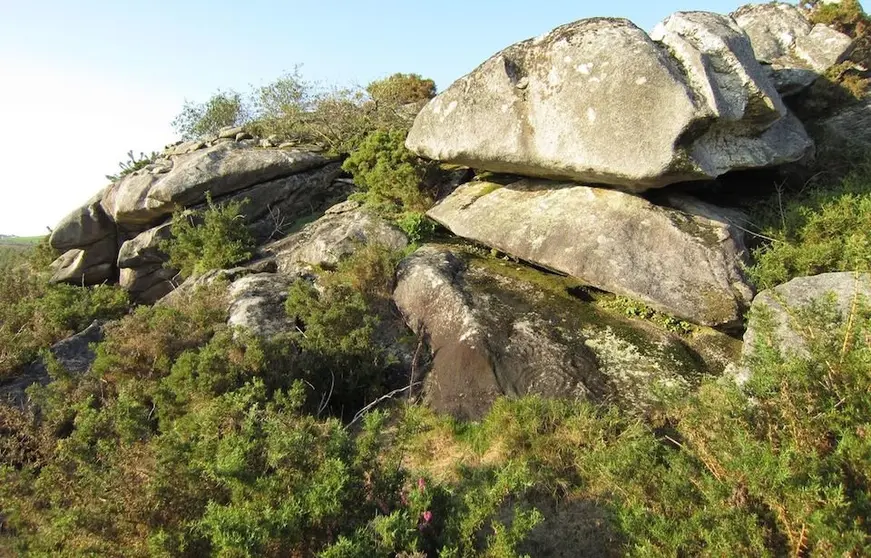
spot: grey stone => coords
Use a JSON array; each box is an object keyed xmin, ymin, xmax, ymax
[
  {"xmin": 117, "ymin": 222, "xmax": 173, "ymax": 268},
  {"xmin": 817, "ymin": 96, "xmax": 871, "ymax": 149},
  {"xmin": 218, "ymin": 126, "xmax": 245, "ymax": 139},
  {"xmin": 733, "ymin": 3, "xmax": 853, "ymax": 96},
  {"xmin": 216, "ymin": 162, "xmax": 347, "ymax": 242},
  {"xmin": 235, "ymin": 132, "xmax": 254, "ymax": 141},
  {"xmin": 49, "ymin": 236, "xmax": 118, "ymax": 285},
  {"xmin": 119, "ymin": 265, "xmax": 178, "ymax": 304},
  {"xmin": 406, "ymin": 16, "xmax": 811, "ymax": 192},
  {"xmin": 427, "ymin": 179, "xmax": 753, "ymax": 327},
  {"xmin": 100, "ymin": 143, "xmax": 335, "ymax": 226},
  {"xmin": 49, "ymin": 190, "xmax": 115, "ymax": 251},
  {"xmin": 742, "ymin": 272, "xmax": 871, "ymax": 361},
  {"xmin": 651, "ymin": 12, "xmax": 812, "ymax": 174},
  {"xmin": 1, "ymin": 321, "xmax": 103, "ymax": 406},
  {"xmin": 226, "ymin": 273, "xmax": 296, "ymax": 338},
  {"xmin": 266, "ymin": 207, "xmax": 408, "ymax": 274}
]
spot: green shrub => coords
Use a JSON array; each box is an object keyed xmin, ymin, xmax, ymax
[
  {"xmin": 175, "ymin": 68, "xmax": 435, "ymax": 155},
  {"xmin": 342, "ymin": 130, "xmax": 434, "ymax": 212},
  {"xmin": 161, "ymin": 194, "xmax": 256, "ymax": 278},
  {"xmin": 284, "ymin": 244, "xmax": 404, "ymax": 416},
  {"xmin": 366, "ymin": 73, "xmax": 436, "ymax": 106},
  {"xmin": 397, "ymin": 211, "xmax": 438, "ymax": 244},
  {"xmin": 172, "ymin": 90, "xmax": 251, "ymax": 140},
  {"xmin": 249, "ymin": 69, "xmax": 424, "ymax": 155},
  {"xmin": 106, "ymin": 150, "xmax": 161, "ymax": 182},
  {"xmin": 748, "ymin": 160, "xmax": 871, "ymax": 289},
  {"xmin": 0, "ymin": 267, "xmax": 129, "ymax": 381}
]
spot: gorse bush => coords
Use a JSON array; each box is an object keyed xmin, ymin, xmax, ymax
[
  {"xmin": 748, "ymin": 159, "xmax": 871, "ymax": 289},
  {"xmin": 342, "ymin": 129, "xmax": 435, "ymax": 212},
  {"xmin": 397, "ymin": 211, "xmax": 439, "ymax": 244},
  {"xmin": 161, "ymin": 194, "xmax": 256, "ymax": 278},
  {"xmin": 0, "ymin": 248, "xmax": 129, "ymax": 382},
  {"xmin": 366, "ymin": 73, "xmax": 436, "ymax": 106},
  {"xmin": 2, "ymin": 260, "xmax": 871, "ymax": 555},
  {"xmin": 284, "ymin": 243, "xmax": 404, "ymax": 417},
  {"xmin": 172, "ymin": 90, "xmax": 250, "ymax": 140}
]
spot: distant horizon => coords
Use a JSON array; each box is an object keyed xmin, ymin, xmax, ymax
[{"xmin": 2, "ymin": 0, "xmax": 753, "ymax": 235}]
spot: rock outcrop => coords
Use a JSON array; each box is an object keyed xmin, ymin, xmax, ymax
[
  {"xmin": 393, "ymin": 245, "xmax": 734, "ymax": 419},
  {"xmin": 265, "ymin": 201, "xmax": 408, "ymax": 274},
  {"xmin": 733, "ymin": 3, "xmax": 854, "ymax": 96},
  {"xmin": 742, "ymin": 272, "xmax": 871, "ymax": 361},
  {"xmin": 49, "ymin": 136, "xmax": 353, "ymax": 299},
  {"xmin": 406, "ymin": 14, "xmax": 812, "ymax": 191},
  {"xmin": 100, "ymin": 142, "xmax": 335, "ymax": 227},
  {"xmin": 427, "ymin": 179, "xmax": 752, "ymax": 327}
]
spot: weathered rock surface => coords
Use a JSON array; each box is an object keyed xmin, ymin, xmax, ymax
[
  {"xmin": 49, "ymin": 190, "xmax": 116, "ymax": 251},
  {"xmin": 1, "ymin": 321, "xmax": 103, "ymax": 405},
  {"xmin": 49, "ymin": 236, "xmax": 118, "ymax": 285},
  {"xmin": 406, "ymin": 15, "xmax": 811, "ymax": 191},
  {"xmin": 266, "ymin": 205, "xmax": 408, "ymax": 273},
  {"xmin": 120, "ymin": 265, "xmax": 178, "ymax": 304},
  {"xmin": 428, "ymin": 179, "xmax": 753, "ymax": 327},
  {"xmin": 742, "ymin": 272, "xmax": 871, "ymax": 360},
  {"xmin": 117, "ymin": 222, "xmax": 173, "ymax": 268},
  {"xmin": 100, "ymin": 143, "xmax": 334, "ymax": 226},
  {"xmin": 651, "ymin": 12, "xmax": 812, "ymax": 172},
  {"xmin": 219, "ymin": 163, "xmax": 348, "ymax": 242},
  {"xmin": 733, "ymin": 3, "xmax": 853, "ymax": 96},
  {"xmin": 816, "ymin": 96, "xmax": 871, "ymax": 149},
  {"xmin": 394, "ymin": 246, "xmax": 727, "ymax": 419},
  {"xmin": 226, "ymin": 273, "xmax": 296, "ymax": 338}
]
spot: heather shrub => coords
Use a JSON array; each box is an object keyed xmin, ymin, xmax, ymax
[{"xmin": 0, "ymin": 271, "xmax": 129, "ymax": 381}]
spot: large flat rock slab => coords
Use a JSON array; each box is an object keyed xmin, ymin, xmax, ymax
[
  {"xmin": 407, "ymin": 15, "xmax": 811, "ymax": 191},
  {"xmin": 427, "ymin": 179, "xmax": 753, "ymax": 327}
]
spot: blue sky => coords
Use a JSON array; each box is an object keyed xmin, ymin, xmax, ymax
[{"xmin": 0, "ymin": 0, "xmax": 747, "ymax": 235}]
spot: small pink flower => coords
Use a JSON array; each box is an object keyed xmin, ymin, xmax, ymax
[
  {"xmin": 422, "ymin": 510, "xmax": 433, "ymax": 523},
  {"xmin": 417, "ymin": 477, "xmax": 426, "ymax": 491}
]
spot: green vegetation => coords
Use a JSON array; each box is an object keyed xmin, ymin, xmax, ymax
[
  {"xmin": 172, "ymin": 90, "xmax": 251, "ymax": 141},
  {"xmin": 0, "ymin": 249, "xmax": 129, "ymax": 382},
  {"xmin": 598, "ymin": 295, "xmax": 695, "ymax": 335},
  {"xmin": 160, "ymin": 194, "xmax": 256, "ymax": 278},
  {"xmin": 284, "ymin": 243, "xmax": 404, "ymax": 416},
  {"xmin": 106, "ymin": 150, "xmax": 161, "ymax": 182},
  {"xmin": 748, "ymin": 159, "xmax": 871, "ymax": 289},
  {"xmin": 2, "ymin": 261, "xmax": 869, "ymax": 555},
  {"xmin": 366, "ymin": 73, "xmax": 436, "ymax": 106},
  {"xmin": 172, "ymin": 68, "xmax": 435, "ymax": 156},
  {"xmin": 342, "ymin": 129, "xmax": 435, "ymax": 213},
  {"xmin": 396, "ymin": 211, "xmax": 438, "ymax": 244}
]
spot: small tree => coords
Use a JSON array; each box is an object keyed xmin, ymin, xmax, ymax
[{"xmin": 171, "ymin": 90, "xmax": 251, "ymax": 140}]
